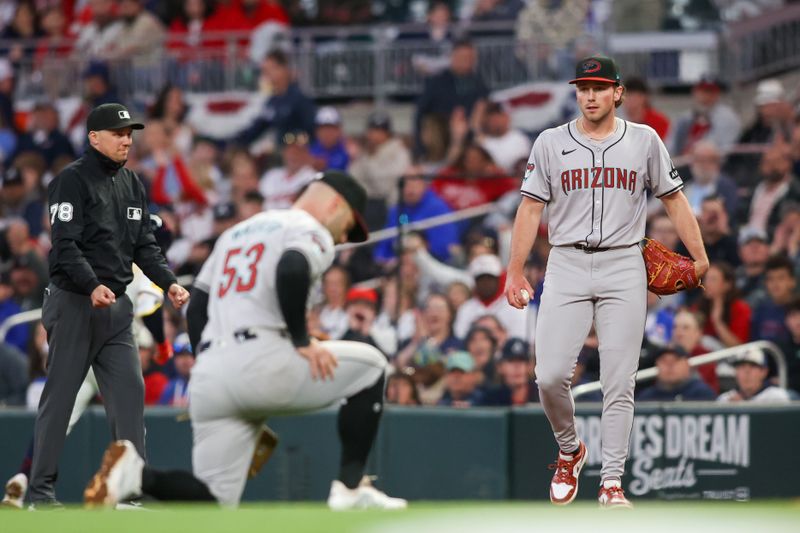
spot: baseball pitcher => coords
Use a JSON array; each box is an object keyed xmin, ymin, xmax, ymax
[{"xmin": 505, "ymin": 56, "xmax": 708, "ymax": 508}]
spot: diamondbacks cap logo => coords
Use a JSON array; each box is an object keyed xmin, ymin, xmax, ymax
[
  {"xmin": 582, "ymin": 60, "xmax": 601, "ymax": 74},
  {"xmin": 118, "ymin": 110, "xmax": 131, "ymax": 120}
]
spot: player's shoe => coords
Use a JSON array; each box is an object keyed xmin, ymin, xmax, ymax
[
  {"xmin": 84, "ymin": 440, "xmax": 144, "ymax": 508},
  {"xmin": 598, "ymin": 479, "xmax": 633, "ymax": 509},
  {"xmin": 548, "ymin": 441, "xmax": 587, "ymax": 505},
  {"xmin": 327, "ymin": 476, "xmax": 407, "ymax": 510},
  {"xmin": 248, "ymin": 425, "xmax": 279, "ymax": 479},
  {"xmin": 2, "ymin": 473, "xmax": 28, "ymax": 509}
]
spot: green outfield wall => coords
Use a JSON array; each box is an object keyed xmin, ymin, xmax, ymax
[{"xmin": 0, "ymin": 404, "xmax": 797, "ymax": 503}]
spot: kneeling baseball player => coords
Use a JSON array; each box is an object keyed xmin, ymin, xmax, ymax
[{"xmin": 84, "ymin": 170, "xmax": 406, "ymax": 510}]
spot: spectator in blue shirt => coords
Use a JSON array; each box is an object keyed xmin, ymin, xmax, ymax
[
  {"xmin": 752, "ymin": 254, "xmax": 797, "ymax": 346},
  {"xmin": 482, "ymin": 338, "xmax": 539, "ymax": 406},
  {"xmin": 12, "ymin": 103, "xmax": 75, "ymax": 167},
  {"xmin": 415, "ymin": 38, "xmax": 489, "ymax": 154},
  {"xmin": 438, "ymin": 351, "xmax": 484, "ymax": 407},
  {"xmin": 374, "ymin": 171, "xmax": 460, "ymax": 263},
  {"xmin": 637, "ymin": 347, "xmax": 717, "ymax": 401},
  {"xmin": 310, "ymin": 106, "xmax": 349, "ymax": 171},
  {"xmin": 0, "ymin": 273, "xmax": 28, "ymax": 353},
  {"xmin": 233, "ymin": 49, "xmax": 316, "ymax": 149},
  {"xmin": 158, "ymin": 334, "xmax": 194, "ymax": 407}
]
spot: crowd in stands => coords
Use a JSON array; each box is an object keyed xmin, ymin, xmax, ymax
[{"xmin": 0, "ymin": 1, "xmax": 798, "ymax": 411}]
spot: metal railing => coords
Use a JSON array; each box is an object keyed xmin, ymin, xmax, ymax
[
  {"xmin": 4, "ymin": 8, "xmax": 798, "ymax": 106},
  {"xmin": 0, "ymin": 199, "xmax": 502, "ymax": 339},
  {"xmin": 572, "ymin": 341, "xmax": 788, "ymax": 399},
  {"xmin": 722, "ymin": 2, "xmax": 800, "ymax": 83}
]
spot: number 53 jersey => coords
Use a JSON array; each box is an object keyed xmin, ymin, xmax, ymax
[{"xmin": 194, "ymin": 209, "xmax": 335, "ymax": 343}]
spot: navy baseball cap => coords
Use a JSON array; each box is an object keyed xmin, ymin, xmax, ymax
[
  {"xmin": 501, "ymin": 338, "xmax": 530, "ymax": 362},
  {"xmin": 366, "ymin": 110, "xmax": 392, "ymax": 132},
  {"xmin": 173, "ymin": 333, "xmax": 193, "ymax": 355},
  {"xmin": 653, "ymin": 346, "xmax": 689, "ymax": 361},
  {"xmin": 87, "ymin": 103, "xmax": 144, "ymax": 132},
  {"xmin": 212, "ymin": 202, "xmax": 237, "ymax": 221},
  {"xmin": 315, "ymin": 170, "xmax": 368, "ymax": 243},
  {"xmin": 570, "ymin": 55, "xmax": 621, "ymax": 85}
]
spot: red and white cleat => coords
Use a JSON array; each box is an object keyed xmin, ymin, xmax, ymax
[
  {"xmin": 598, "ymin": 479, "xmax": 633, "ymax": 509},
  {"xmin": 548, "ymin": 441, "xmax": 587, "ymax": 505}
]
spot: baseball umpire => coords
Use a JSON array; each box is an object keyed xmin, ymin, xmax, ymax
[
  {"xmin": 505, "ymin": 56, "xmax": 708, "ymax": 508},
  {"xmin": 82, "ymin": 170, "xmax": 406, "ymax": 510},
  {"xmin": 28, "ymin": 103, "xmax": 190, "ymax": 507}
]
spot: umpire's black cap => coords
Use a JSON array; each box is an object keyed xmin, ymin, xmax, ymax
[
  {"xmin": 315, "ymin": 170, "xmax": 368, "ymax": 243},
  {"xmin": 87, "ymin": 103, "xmax": 145, "ymax": 132},
  {"xmin": 569, "ymin": 55, "xmax": 621, "ymax": 85}
]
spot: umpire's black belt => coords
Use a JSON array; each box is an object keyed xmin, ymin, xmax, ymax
[
  {"xmin": 197, "ymin": 327, "xmax": 288, "ymax": 355},
  {"xmin": 561, "ymin": 242, "xmax": 638, "ymax": 254}
]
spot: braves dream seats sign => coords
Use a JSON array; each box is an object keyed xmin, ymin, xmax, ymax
[{"xmin": 576, "ymin": 414, "xmax": 751, "ymax": 501}]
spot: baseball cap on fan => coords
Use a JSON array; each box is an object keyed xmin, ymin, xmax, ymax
[
  {"xmin": 316, "ymin": 106, "xmax": 342, "ymax": 126},
  {"xmin": 733, "ymin": 349, "xmax": 767, "ymax": 367},
  {"xmin": 315, "ymin": 170, "xmax": 369, "ymax": 243},
  {"xmin": 468, "ymin": 254, "xmax": 503, "ymax": 278},
  {"xmin": 569, "ymin": 55, "xmax": 621, "ymax": 85},
  {"xmin": 86, "ymin": 103, "xmax": 145, "ymax": 132}
]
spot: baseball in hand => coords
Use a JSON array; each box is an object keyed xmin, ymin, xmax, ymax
[{"xmin": 520, "ymin": 289, "xmax": 530, "ymax": 302}]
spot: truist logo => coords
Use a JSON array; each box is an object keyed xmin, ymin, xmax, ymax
[{"xmin": 582, "ymin": 60, "xmax": 601, "ymax": 74}]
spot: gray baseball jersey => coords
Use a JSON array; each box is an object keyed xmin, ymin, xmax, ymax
[
  {"xmin": 521, "ymin": 118, "xmax": 683, "ymax": 247},
  {"xmin": 520, "ymin": 117, "xmax": 684, "ymax": 485}
]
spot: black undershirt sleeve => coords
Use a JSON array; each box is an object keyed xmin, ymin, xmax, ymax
[
  {"xmin": 186, "ymin": 287, "xmax": 209, "ymax": 354},
  {"xmin": 276, "ymin": 249, "xmax": 312, "ymax": 348}
]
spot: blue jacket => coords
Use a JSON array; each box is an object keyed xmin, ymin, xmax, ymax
[
  {"xmin": 0, "ymin": 299, "xmax": 30, "ymax": 354},
  {"xmin": 14, "ymin": 129, "xmax": 75, "ymax": 167},
  {"xmin": 415, "ymin": 69, "xmax": 488, "ymax": 153},
  {"xmin": 637, "ymin": 378, "xmax": 716, "ymax": 401},
  {"xmin": 235, "ymin": 83, "xmax": 316, "ymax": 147},
  {"xmin": 752, "ymin": 299, "xmax": 790, "ymax": 345},
  {"xmin": 438, "ymin": 387, "xmax": 485, "ymax": 407},
  {"xmin": 374, "ymin": 189, "xmax": 460, "ymax": 263},
  {"xmin": 309, "ymin": 140, "xmax": 349, "ymax": 170}
]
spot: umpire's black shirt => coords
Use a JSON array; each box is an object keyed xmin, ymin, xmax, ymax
[{"xmin": 48, "ymin": 147, "xmax": 176, "ymax": 297}]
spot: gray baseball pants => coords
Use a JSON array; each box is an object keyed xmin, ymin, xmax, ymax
[
  {"xmin": 29, "ymin": 284, "xmax": 145, "ymax": 503},
  {"xmin": 534, "ymin": 245, "xmax": 646, "ymax": 482}
]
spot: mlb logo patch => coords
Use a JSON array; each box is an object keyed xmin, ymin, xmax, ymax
[
  {"xmin": 118, "ymin": 110, "xmax": 131, "ymax": 119},
  {"xmin": 127, "ymin": 207, "xmax": 142, "ymax": 220}
]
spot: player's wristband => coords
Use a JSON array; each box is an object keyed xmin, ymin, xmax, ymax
[{"xmin": 291, "ymin": 335, "xmax": 311, "ymax": 348}]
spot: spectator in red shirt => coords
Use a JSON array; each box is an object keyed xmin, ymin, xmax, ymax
[
  {"xmin": 139, "ymin": 333, "xmax": 169, "ymax": 405},
  {"xmin": 205, "ymin": 0, "xmax": 249, "ymax": 32},
  {"xmin": 695, "ymin": 262, "xmax": 752, "ymax": 348},
  {"xmin": 621, "ymin": 77, "xmax": 670, "ymax": 140},
  {"xmin": 671, "ymin": 309, "xmax": 718, "ymax": 392},
  {"xmin": 241, "ymin": 0, "xmax": 289, "ymax": 27},
  {"xmin": 143, "ymin": 120, "xmax": 208, "ymax": 208},
  {"xmin": 168, "ymin": 0, "xmax": 215, "ymax": 49},
  {"xmin": 35, "ymin": 6, "xmax": 73, "ymax": 65},
  {"xmin": 433, "ymin": 142, "xmax": 516, "ymax": 210}
]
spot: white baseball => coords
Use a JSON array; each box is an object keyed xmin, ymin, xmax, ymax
[{"xmin": 520, "ymin": 289, "xmax": 530, "ymax": 302}]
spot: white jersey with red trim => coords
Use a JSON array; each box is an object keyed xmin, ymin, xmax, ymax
[{"xmin": 194, "ymin": 209, "xmax": 335, "ymax": 342}]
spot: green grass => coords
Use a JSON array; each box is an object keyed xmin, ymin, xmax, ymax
[{"xmin": 3, "ymin": 501, "xmax": 800, "ymax": 533}]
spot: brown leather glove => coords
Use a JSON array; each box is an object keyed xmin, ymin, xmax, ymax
[{"xmin": 641, "ymin": 238, "xmax": 703, "ymax": 295}]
